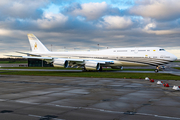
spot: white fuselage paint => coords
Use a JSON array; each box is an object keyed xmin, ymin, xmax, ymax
[{"xmin": 31, "ymin": 47, "xmax": 177, "ymax": 67}]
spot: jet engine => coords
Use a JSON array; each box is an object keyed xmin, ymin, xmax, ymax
[
  {"xmin": 84, "ymin": 61, "xmax": 100, "ymax": 71},
  {"xmin": 53, "ymin": 59, "xmax": 68, "ymax": 68}
]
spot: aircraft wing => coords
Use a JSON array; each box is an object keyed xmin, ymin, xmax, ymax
[
  {"xmin": 6, "ymin": 55, "xmax": 114, "ymax": 64},
  {"xmin": 6, "ymin": 54, "xmax": 114, "ymax": 70},
  {"xmin": 6, "ymin": 55, "xmax": 85, "ymax": 62}
]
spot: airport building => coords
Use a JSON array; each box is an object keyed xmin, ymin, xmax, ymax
[
  {"xmin": 3, "ymin": 58, "xmax": 53, "ymax": 67},
  {"xmin": 28, "ymin": 59, "xmax": 53, "ymax": 67}
]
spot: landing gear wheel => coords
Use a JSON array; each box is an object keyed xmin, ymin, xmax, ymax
[
  {"xmin": 99, "ymin": 67, "xmax": 103, "ymax": 71},
  {"xmin": 82, "ymin": 68, "xmax": 87, "ymax": 72},
  {"xmin": 161, "ymin": 66, "xmax": 165, "ymax": 71},
  {"xmin": 154, "ymin": 69, "xmax": 159, "ymax": 73}
]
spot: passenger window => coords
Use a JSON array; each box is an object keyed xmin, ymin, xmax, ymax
[
  {"xmin": 117, "ymin": 50, "xmax": 127, "ymax": 52},
  {"xmin": 138, "ymin": 50, "xmax": 146, "ymax": 52}
]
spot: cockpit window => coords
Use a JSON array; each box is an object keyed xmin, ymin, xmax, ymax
[{"xmin": 159, "ymin": 49, "xmax": 165, "ymax": 51}]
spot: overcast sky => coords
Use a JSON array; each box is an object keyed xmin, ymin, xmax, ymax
[{"xmin": 1, "ymin": 0, "xmax": 180, "ymax": 58}]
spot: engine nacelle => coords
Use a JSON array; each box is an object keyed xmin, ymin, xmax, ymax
[
  {"xmin": 53, "ymin": 59, "xmax": 68, "ymax": 68},
  {"xmin": 85, "ymin": 61, "xmax": 100, "ymax": 71}
]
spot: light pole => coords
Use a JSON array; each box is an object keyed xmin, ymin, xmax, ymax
[{"xmin": 97, "ymin": 44, "xmax": 99, "ymax": 51}]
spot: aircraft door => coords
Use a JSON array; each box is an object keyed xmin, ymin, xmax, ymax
[{"xmin": 134, "ymin": 48, "xmax": 138, "ymax": 54}]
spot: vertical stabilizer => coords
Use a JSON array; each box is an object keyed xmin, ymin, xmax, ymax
[{"xmin": 27, "ymin": 34, "xmax": 50, "ymax": 53}]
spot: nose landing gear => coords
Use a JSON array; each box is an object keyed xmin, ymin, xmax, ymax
[{"xmin": 154, "ymin": 66, "xmax": 159, "ymax": 73}]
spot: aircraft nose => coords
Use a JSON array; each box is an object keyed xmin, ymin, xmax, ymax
[{"xmin": 171, "ymin": 54, "xmax": 177, "ymax": 61}]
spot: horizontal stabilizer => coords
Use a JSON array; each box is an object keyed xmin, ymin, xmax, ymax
[
  {"xmin": 5, "ymin": 55, "xmax": 25, "ymax": 57},
  {"xmin": 15, "ymin": 51, "xmax": 41, "ymax": 57}
]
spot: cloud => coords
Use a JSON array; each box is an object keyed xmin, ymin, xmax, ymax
[
  {"xmin": 0, "ymin": 12, "xmax": 95, "ymax": 32},
  {"xmin": 0, "ymin": 0, "xmax": 49, "ymax": 20},
  {"xmin": 142, "ymin": 19, "xmax": 180, "ymax": 35},
  {"xmin": 98, "ymin": 16, "xmax": 133, "ymax": 29},
  {"xmin": 144, "ymin": 29, "xmax": 180, "ymax": 35},
  {"xmin": 111, "ymin": 0, "xmax": 135, "ymax": 9},
  {"xmin": 111, "ymin": 0, "xmax": 134, "ymax": 5},
  {"xmin": 0, "ymin": 0, "xmax": 180, "ymax": 59},
  {"xmin": 129, "ymin": 0, "xmax": 180, "ymax": 21},
  {"xmin": 37, "ymin": 13, "xmax": 68, "ymax": 29},
  {"xmin": 144, "ymin": 23, "xmax": 156, "ymax": 30},
  {"xmin": 0, "ymin": 29, "xmax": 11, "ymax": 36},
  {"xmin": 64, "ymin": 2, "xmax": 112, "ymax": 20},
  {"xmin": 51, "ymin": 0, "xmax": 75, "ymax": 5},
  {"xmin": 35, "ymin": 13, "xmax": 95, "ymax": 32}
]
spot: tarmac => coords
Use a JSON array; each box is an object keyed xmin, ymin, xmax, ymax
[
  {"xmin": 0, "ymin": 75, "xmax": 180, "ymax": 120},
  {"xmin": 1, "ymin": 62, "xmax": 180, "ymax": 76}
]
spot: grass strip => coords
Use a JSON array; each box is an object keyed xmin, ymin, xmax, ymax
[
  {"xmin": 173, "ymin": 67, "xmax": 180, "ymax": 70},
  {"xmin": 0, "ymin": 71, "xmax": 180, "ymax": 80},
  {"xmin": 1, "ymin": 67, "xmax": 155, "ymax": 71},
  {"xmin": 0, "ymin": 61, "xmax": 28, "ymax": 64}
]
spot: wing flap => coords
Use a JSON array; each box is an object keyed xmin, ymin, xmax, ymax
[{"xmin": 85, "ymin": 60, "xmax": 114, "ymax": 64}]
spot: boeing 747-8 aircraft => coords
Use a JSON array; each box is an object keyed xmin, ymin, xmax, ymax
[{"xmin": 9, "ymin": 34, "xmax": 177, "ymax": 72}]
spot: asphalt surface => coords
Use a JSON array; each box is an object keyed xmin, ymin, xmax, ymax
[
  {"xmin": 1, "ymin": 68, "xmax": 180, "ymax": 76},
  {"xmin": 1, "ymin": 62, "xmax": 180, "ymax": 76},
  {"xmin": 0, "ymin": 75, "xmax": 180, "ymax": 120},
  {"xmin": 0, "ymin": 63, "xmax": 27, "ymax": 67}
]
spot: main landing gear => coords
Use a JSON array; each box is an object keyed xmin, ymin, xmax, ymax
[{"xmin": 99, "ymin": 66, "xmax": 103, "ymax": 71}]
